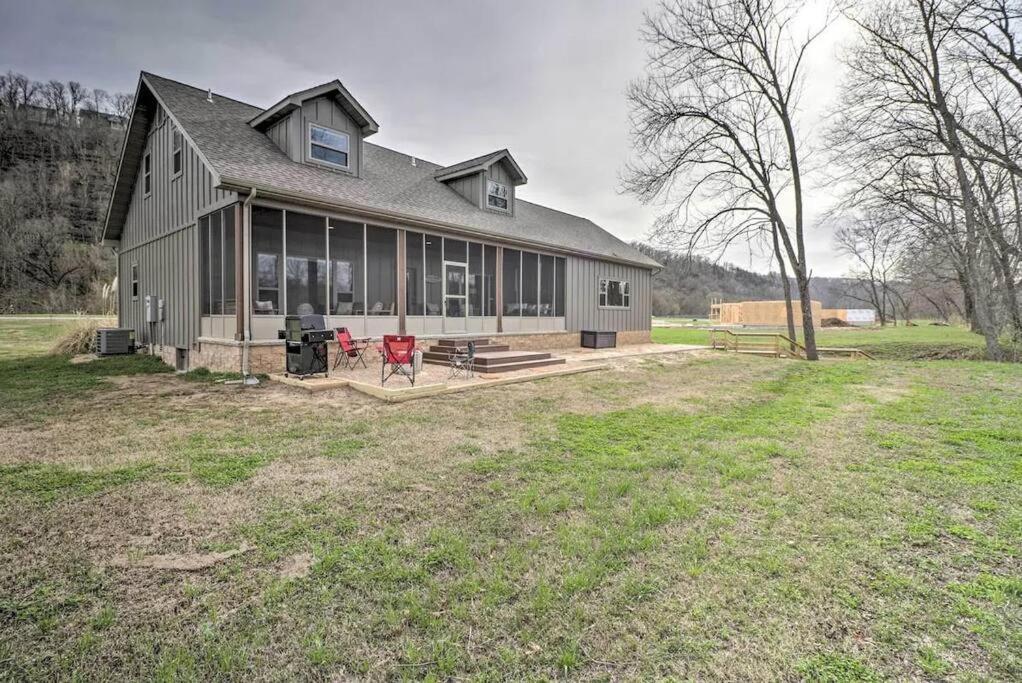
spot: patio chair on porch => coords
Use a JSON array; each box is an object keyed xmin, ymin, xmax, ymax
[
  {"xmin": 449, "ymin": 340, "xmax": 476, "ymax": 379},
  {"xmin": 381, "ymin": 335, "xmax": 416, "ymax": 386},
  {"xmin": 333, "ymin": 327, "xmax": 370, "ymax": 370}
]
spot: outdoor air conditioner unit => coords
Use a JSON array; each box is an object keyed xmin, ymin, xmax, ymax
[{"xmin": 95, "ymin": 328, "xmax": 135, "ymax": 355}]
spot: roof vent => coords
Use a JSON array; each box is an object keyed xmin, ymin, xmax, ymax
[
  {"xmin": 206, "ymin": 88, "xmax": 213, "ymax": 103},
  {"xmin": 410, "ymin": 156, "xmax": 417, "ymax": 167}
]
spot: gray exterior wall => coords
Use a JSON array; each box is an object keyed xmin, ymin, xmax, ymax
[
  {"xmin": 446, "ymin": 171, "xmax": 484, "ymax": 208},
  {"xmin": 118, "ymin": 101, "xmax": 236, "ymax": 348},
  {"xmin": 564, "ymin": 256, "xmax": 651, "ymax": 331},
  {"xmin": 264, "ymin": 96, "xmax": 363, "ymax": 176}
]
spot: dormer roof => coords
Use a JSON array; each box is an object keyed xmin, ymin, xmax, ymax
[
  {"xmin": 248, "ymin": 80, "xmax": 379, "ymax": 136},
  {"xmin": 434, "ymin": 149, "xmax": 527, "ymax": 185}
]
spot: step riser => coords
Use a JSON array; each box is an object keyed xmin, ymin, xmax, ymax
[
  {"xmin": 426, "ymin": 344, "xmax": 509, "ymax": 353},
  {"xmin": 477, "ymin": 359, "xmax": 566, "ymax": 374},
  {"xmin": 436, "ymin": 338, "xmax": 491, "ymax": 347}
]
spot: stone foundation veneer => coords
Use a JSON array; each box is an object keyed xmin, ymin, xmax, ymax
[{"xmin": 159, "ymin": 329, "xmax": 653, "ymax": 374}]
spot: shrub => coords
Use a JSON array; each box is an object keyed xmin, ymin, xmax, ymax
[{"xmin": 49, "ymin": 318, "xmax": 113, "ymax": 356}]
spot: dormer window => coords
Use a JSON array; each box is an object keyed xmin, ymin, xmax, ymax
[
  {"xmin": 487, "ymin": 180, "xmax": 509, "ymax": 211},
  {"xmin": 308, "ymin": 123, "xmax": 350, "ymax": 170}
]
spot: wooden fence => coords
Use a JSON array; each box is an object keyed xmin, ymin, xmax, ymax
[{"xmin": 709, "ymin": 329, "xmax": 873, "ymax": 360}]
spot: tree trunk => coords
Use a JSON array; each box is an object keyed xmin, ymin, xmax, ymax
[
  {"xmin": 771, "ymin": 222, "xmax": 797, "ymax": 351},
  {"xmin": 795, "ymin": 273, "xmax": 818, "ymax": 360}
]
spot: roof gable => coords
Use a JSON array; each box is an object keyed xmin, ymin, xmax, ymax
[
  {"xmin": 249, "ymin": 80, "xmax": 378, "ymax": 137},
  {"xmin": 434, "ymin": 149, "xmax": 527, "ymax": 185}
]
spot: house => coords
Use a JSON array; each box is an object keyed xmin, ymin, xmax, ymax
[{"xmin": 102, "ymin": 72, "xmax": 660, "ymax": 373}]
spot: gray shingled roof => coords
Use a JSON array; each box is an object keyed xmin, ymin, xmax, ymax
[
  {"xmin": 114, "ymin": 73, "xmax": 659, "ymax": 269},
  {"xmin": 434, "ymin": 149, "xmax": 527, "ymax": 184}
]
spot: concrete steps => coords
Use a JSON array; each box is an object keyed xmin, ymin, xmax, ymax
[{"xmin": 421, "ymin": 338, "xmax": 566, "ymax": 374}]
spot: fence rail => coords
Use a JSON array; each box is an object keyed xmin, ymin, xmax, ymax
[{"xmin": 709, "ymin": 329, "xmax": 872, "ymax": 360}]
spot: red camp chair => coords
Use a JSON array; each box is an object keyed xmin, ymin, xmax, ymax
[
  {"xmin": 381, "ymin": 335, "xmax": 416, "ymax": 386},
  {"xmin": 333, "ymin": 327, "xmax": 370, "ymax": 370}
]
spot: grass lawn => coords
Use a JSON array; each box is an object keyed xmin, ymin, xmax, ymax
[
  {"xmin": 1, "ymin": 318, "xmax": 1020, "ymax": 680},
  {"xmin": 652, "ymin": 321, "xmax": 997, "ymax": 360}
]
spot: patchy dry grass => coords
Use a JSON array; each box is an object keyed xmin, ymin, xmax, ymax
[{"xmin": 1, "ymin": 319, "xmax": 1020, "ymax": 679}]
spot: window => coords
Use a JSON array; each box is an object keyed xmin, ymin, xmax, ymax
[
  {"xmin": 131, "ymin": 263, "xmax": 139, "ymax": 300},
  {"xmin": 222, "ymin": 206, "xmax": 236, "ymax": 314},
  {"xmin": 142, "ymin": 151, "xmax": 151, "ymax": 197},
  {"xmin": 539, "ymin": 254, "xmax": 554, "ymax": 317},
  {"xmin": 521, "ymin": 251, "xmax": 538, "ymax": 315},
  {"xmin": 366, "ymin": 226, "xmax": 397, "ymax": 315},
  {"xmin": 555, "ymin": 257, "xmax": 566, "ymax": 316},
  {"xmin": 252, "ymin": 207, "xmax": 284, "ymax": 315},
  {"xmin": 405, "ymin": 232, "xmax": 424, "ymax": 316},
  {"xmin": 171, "ymin": 129, "xmax": 182, "ymax": 177},
  {"xmin": 425, "ymin": 235, "xmax": 442, "ymax": 316},
  {"xmin": 444, "ymin": 238, "xmax": 467, "ymax": 264},
  {"xmin": 487, "ymin": 180, "xmax": 509, "ymax": 211},
  {"xmin": 599, "ymin": 278, "xmax": 630, "ymax": 309},
  {"xmin": 200, "ymin": 216, "xmax": 210, "ymax": 314},
  {"xmin": 468, "ymin": 242, "xmax": 482, "ymax": 316},
  {"xmin": 285, "ymin": 212, "xmax": 328, "ymax": 315},
  {"xmin": 209, "ymin": 210, "xmax": 223, "ymax": 314},
  {"xmin": 484, "ymin": 246, "xmax": 497, "ymax": 316},
  {"xmin": 329, "ymin": 219, "xmax": 364, "ymax": 315},
  {"xmin": 308, "ymin": 123, "xmax": 350, "ymax": 169},
  {"xmin": 502, "ymin": 249, "xmax": 521, "ymax": 316}
]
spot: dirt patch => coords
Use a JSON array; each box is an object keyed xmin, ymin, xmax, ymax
[
  {"xmin": 108, "ymin": 543, "xmax": 251, "ymax": 571},
  {"xmin": 279, "ymin": 552, "xmax": 314, "ymax": 580}
]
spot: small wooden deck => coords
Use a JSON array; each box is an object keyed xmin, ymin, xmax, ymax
[
  {"xmin": 709, "ymin": 329, "xmax": 873, "ymax": 360},
  {"xmin": 422, "ymin": 338, "xmax": 566, "ymax": 374}
]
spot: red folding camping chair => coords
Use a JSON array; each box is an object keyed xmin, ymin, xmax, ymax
[
  {"xmin": 333, "ymin": 327, "xmax": 370, "ymax": 370},
  {"xmin": 380, "ymin": 335, "xmax": 416, "ymax": 386}
]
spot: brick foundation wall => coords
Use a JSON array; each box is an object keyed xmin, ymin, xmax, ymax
[{"xmin": 187, "ymin": 328, "xmax": 653, "ymax": 373}]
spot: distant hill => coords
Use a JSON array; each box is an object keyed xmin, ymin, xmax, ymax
[{"xmin": 636, "ymin": 244, "xmax": 861, "ymax": 317}]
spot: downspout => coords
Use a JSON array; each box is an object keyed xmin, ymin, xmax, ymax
[{"xmin": 241, "ymin": 187, "xmax": 258, "ymax": 383}]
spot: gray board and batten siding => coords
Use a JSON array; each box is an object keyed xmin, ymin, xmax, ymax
[
  {"xmin": 564, "ymin": 257, "xmax": 651, "ymax": 332},
  {"xmin": 117, "ymin": 93, "xmax": 236, "ymax": 348}
]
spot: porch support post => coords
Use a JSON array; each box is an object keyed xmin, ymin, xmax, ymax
[
  {"xmin": 397, "ymin": 228, "xmax": 407, "ymax": 335},
  {"xmin": 496, "ymin": 245, "xmax": 503, "ymax": 333},
  {"xmin": 233, "ymin": 202, "xmax": 244, "ymax": 341}
]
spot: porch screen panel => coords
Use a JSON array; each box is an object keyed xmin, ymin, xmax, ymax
[
  {"xmin": 555, "ymin": 257, "xmax": 566, "ymax": 316},
  {"xmin": 539, "ymin": 254, "xmax": 554, "ymax": 316},
  {"xmin": 502, "ymin": 249, "xmax": 521, "ymax": 316},
  {"xmin": 252, "ymin": 207, "xmax": 283, "ymax": 315},
  {"xmin": 223, "ymin": 206, "xmax": 236, "ymax": 315},
  {"xmin": 209, "ymin": 209, "xmax": 223, "ymax": 315},
  {"xmin": 521, "ymin": 251, "xmax": 538, "ymax": 316},
  {"xmin": 483, "ymin": 246, "xmax": 497, "ymax": 316},
  {"xmin": 366, "ymin": 226, "xmax": 397, "ymax": 316},
  {"xmin": 425, "ymin": 234, "xmax": 442, "ymax": 316},
  {"xmin": 468, "ymin": 242, "xmax": 482, "ymax": 316},
  {"xmin": 444, "ymin": 238, "xmax": 467, "ymax": 264},
  {"xmin": 199, "ymin": 215, "xmax": 210, "ymax": 315},
  {"xmin": 285, "ymin": 211, "xmax": 327, "ymax": 315},
  {"xmin": 328, "ymin": 219, "xmax": 363, "ymax": 315},
  {"xmin": 405, "ymin": 231, "xmax": 424, "ymax": 316}
]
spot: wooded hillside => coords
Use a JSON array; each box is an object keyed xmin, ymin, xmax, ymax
[{"xmin": 0, "ymin": 72, "xmax": 129, "ymax": 313}]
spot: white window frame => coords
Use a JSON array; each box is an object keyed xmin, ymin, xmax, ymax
[
  {"xmin": 142, "ymin": 151, "xmax": 152, "ymax": 197},
  {"xmin": 598, "ymin": 278, "xmax": 630, "ymax": 309},
  {"xmin": 307, "ymin": 122, "xmax": 350, "ymax": 171},
  {"xmin": 171, "ymin": 128, "xmax": 183, "ymax": 179},
  {"xmin": 487, "ymin": 180, "xmax": 509, "ymax": 212},
  {"xmin": 131, "ymin": 263, "xmax": 139, "ymax": 300}
]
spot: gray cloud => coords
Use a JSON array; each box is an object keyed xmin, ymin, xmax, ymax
[{"xmin": 0, "ymin": 0, "xmax": 852, "ymax": 276}]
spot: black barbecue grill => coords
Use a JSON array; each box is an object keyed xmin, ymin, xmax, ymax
[{"xmin": 278, "ymin": 314, "xmax": 332, "ymax": 378}]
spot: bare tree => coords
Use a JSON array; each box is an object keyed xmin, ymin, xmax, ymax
[
  {"xmin": 626, "ymin": 0, "xmax": 827, "ymax": 358},
  {"xmin": 829, "ymin": 0, "xmax": 1018, "ymax": 359},
  {"xmin": 834, "ymin": 211, "xmax": 906, "ymax": 325}
]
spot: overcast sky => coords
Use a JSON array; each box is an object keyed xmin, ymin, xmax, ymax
[{"xmin": 1, "ymin": 0, "xmax": 855, "ymax": 276}]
